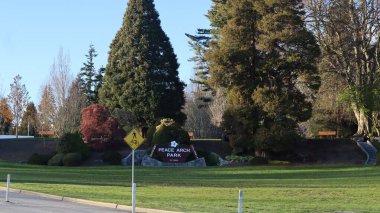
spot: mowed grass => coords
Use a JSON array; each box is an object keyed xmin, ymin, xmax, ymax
[{"xmin": 0, "ymin": 161, "xmax": 379, "ymax": 213}]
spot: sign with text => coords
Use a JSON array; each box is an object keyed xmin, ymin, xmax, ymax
[{"xmin": 155, "ymin": 141, "xmax": 193, "ymax": 163}]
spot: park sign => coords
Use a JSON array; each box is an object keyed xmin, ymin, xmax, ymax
[
  {"xmin": 124, "ymin": 129, "xmax": 144, "ymax": 150},
  {"xmin": 154, "ymin": 141, "xmax": 195, "ymax": 163}
]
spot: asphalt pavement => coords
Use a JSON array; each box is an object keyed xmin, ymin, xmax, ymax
[{"xmin": 0, "ymin": 191, "xmax": 129, "ymax": 213}]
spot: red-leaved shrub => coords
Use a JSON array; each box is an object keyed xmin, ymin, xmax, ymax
[{"xmin": 80, "ymin": 104, "xmax": 125, "ymax": 151}]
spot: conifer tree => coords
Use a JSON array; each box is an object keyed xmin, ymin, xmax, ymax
[
  {"xmin": 186, "ymin": 29, "xmax": 212, "ymax": 106},
  {"xmin": 100, "ymin": 0, "xmax": 186, "ymax": 126},
  {"xmin": 38, "ymin": 84, "xmax": 56, "ymax": 132},
  {"xmin": 79, "ymin": 44, "xmax": 104, "ymax": 104},
  {"xmin": 205, "ymin": 0, "xmax": 320, "ymax": 154},
  {"xmin": 20, "ymin": 102, "xmax": 38, "ymax": 136}
]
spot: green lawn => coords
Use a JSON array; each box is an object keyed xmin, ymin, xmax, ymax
[{"xmin": 0, "ymin": 161, "xmax": 379, "ymax": 212}]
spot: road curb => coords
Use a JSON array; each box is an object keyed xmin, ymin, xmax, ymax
[
  {"xmin": 63, "ymin": 197, "xmax": 117, "ymax": 209},
  {"xmin": 0, "ymin": 187, "xmax": 183, "ymax": 213},
  {"xmin": 21, "ymin": 189, "xmax": 64, "ymax": 201},
  {"xmin": 116, "ymin": 204, "xmax": 183, "ymax": 213},
  {"xmin": 0, "ymin": 186, "xmax": 21, "ymax": 193}
]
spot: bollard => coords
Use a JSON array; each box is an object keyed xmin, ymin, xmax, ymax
[
  {"xmin": 6, "ymin": 174, "xmax": 10, "ymax": 202},
  {"xmin": 238, "ymin": 189, "xmax": 243, "ymax": 213},
  {"xmin": 132, "ymin": 183, "xmax": 136, "ymax": 213}
]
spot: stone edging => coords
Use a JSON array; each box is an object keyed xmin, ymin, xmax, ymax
[{"xmin": 0, "ymin": 187, "xmax": 183, "ymax": 213}]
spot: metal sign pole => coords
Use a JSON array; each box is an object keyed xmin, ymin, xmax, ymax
[
  {"xmin": 124, "ymin": 129, "xmax": 144, "ymax": 213},
  {"xmin": 132, "ymin": 149, "xmax": 136, "ymax": 213}
]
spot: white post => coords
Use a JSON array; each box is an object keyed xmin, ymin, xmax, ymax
[
  {"xmin": 132, "ymin": 183, "xmax": 136, "ymax": 213},
  {"xmin": 238, "ymin": 189, "xmax": 243, "ymax": 213},
  {"xmin": 132, "ymin": 150, "xmax": 136, "ymax": 213},
  {"xmin": 6, "ymin": 174, "xmax": 10, "ymax": 202}
]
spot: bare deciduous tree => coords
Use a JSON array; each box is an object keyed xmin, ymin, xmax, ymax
[
  {"xmin": 209, "ymin": 88, "xmax": 227, "ymax": 128},
  {"xmin": 306, "ymin": 0, "xmax": 380, "ymax": 135},
  {"xmin": 50, "ymin": 48, "xmax": 72, "ymax": 109},
  {"xmin": 48, "ymin": 48, "xmax": 74, "ymax": 136},
  {"xmin": 183, "ymin": 91, "xmax": 222, "ymax": 139},
  {"xmin": 8, "ymin": 74, "xmax": 30, "ymax": 138},
  {"xmin": 56, "ymin": 79, "xmax": 87, "ymax": 135}
]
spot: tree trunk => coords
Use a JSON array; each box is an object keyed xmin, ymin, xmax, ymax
[
  {"xmin": 15, "ymin": 120, "xmax": 19, "ymax": 139},
  {"xmin": 373, "ymin": 112, "xmax": 380, "ymax": 136},
  {"xmin": 352, "ymin": 103, "xmax": 369, "ymax": 135}
]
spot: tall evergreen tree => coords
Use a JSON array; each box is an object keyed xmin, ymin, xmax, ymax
[
  {"xmin": 79, "ymin": 44, "xmax": 104, "ymax": 104},
  {"xmin": 20, "ymin": 102, "xmax": 38, "ymax": 136},
  {"xmin": 38, "ymin": 84, "xmax": 56, "ymax": 132},
  {"xmin": 186, "ymin": 29, "xmax": 212, "ymax": 106},
  {"xmin": 100, "ymin": 0, "xmax": 186, "ymax": 126},
  {"xmin": 205, "ymin": 0, "xmax": 320, "ymax": 154}
]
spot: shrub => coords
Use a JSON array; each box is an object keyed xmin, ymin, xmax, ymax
[
  {"xmin": 269, "ymin": 160, "xmax": 290, "ymax": 165},
  {"xmin": 204, "ymin": 152, "xmax": 220, "ymax": 166},
  {"xmin": 102, "ymin": 151, "xmax": 122, "ymax": 165},
  {"xmin": 249, "ymin": 156, "xmax": 269, "ymax": 165},
  {"xmin": 253, "ymin": 122, "xmax": 300, "ymax": 155},
  {"xmin": 80, "ymin": 104, "xmax": 125, "ymax": 151},
  {"xmin": 62, "ymin": 153, "xmax": 82, "ymax": 166},
  {"xmin": 225, "ymin": 155, "xmax": 268, "ymax": 165},
  {"xmin": 48, "ymin": 153, "xmax": 65, "ymax": 166},
  {"xmin": 152, "ymin": 118, "xmax": 190, "ymax": 145},
  {"xmin": 27, "ymin": 153, "xmax": 52, "ymax": 165},
  {"xmin": 58, "ymin": 132, "xmax": 89, "ymax": 159},
  {"xmin": 226, "ymin": 155, "xmax": 253, "ymax": 163}
]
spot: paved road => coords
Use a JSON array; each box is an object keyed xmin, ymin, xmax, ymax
[{"xmin": 0, "ymin": 191, "xmax": 129, "ymax": 213}]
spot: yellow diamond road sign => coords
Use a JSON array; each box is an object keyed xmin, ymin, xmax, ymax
[{"xmin": 124, "ymin": 129, "xmax": 144, "ymax": 150}]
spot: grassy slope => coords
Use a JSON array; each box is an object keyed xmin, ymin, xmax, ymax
[{"xmin": 0, "ymin": 161, "xmax": 379, "ymax": 212}]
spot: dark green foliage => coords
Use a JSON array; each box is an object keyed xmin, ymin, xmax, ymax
[
  {"xmin": 27, "ymin": 153, "xmax": 52, "ymax": 165},
  {"xmin": 222, "ymin": 106, "xmax": 259, "ymax": 154},
  {"xmin": 100, "ymin": 0, "xmax": 186, "ymax": 126},
  {"xmin": 249, "ymin": 156, "xmax": 269, "ymax": 165},
  {"xmin": 62, "ymin": 153, "xmax": 82, "ymax": 167},
  {"xmin": 187, "ymin": 149, "xmax": 220, "ymax": 166},
  {"xmin": 253, "ymin": 122, "xmax": 300, "ymax": 154},
  {"xmin": 48, "ymin": 153, "xmax": 65, "ymax": 166},
  {"xmin": 19, "ymin": 102, "xmax": 38, "ymax": 136},
  {"xmin": 102, "ymin": 151, "xmax": 122, "ymax": 165},
  {"xmin": 204, "ymin": 152, "xmax": 220, "ymax": 166},
  {"xmin": 79, "ymin": 44, "xmax": 104, "ymax": 104},
  {"xmin": 57, "ymin": 132, "xmax": 89, "ymax": 159},
  {"xmin": 205, "ymin": 0, "xmax": 320, "ymax": 155},
  {"xmin": 186, "ymin": 29, "xmax": 213, "ymax": 105},
  {"xmin": 225, "ymin": 155, "xmax": 268, "ymax": 164},
  {"xmin": 152, "ymin": 119, "xmax": 190, "ymax": 145}
]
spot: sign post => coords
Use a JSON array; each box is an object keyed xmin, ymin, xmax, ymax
[{"xmin": 124, "ymin": 129, "xmax": 144, "ymax": 213}]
